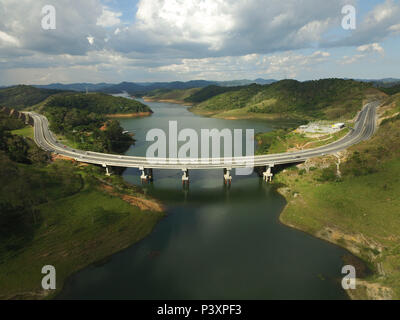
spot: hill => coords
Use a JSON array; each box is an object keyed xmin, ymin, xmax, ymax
[
  {"xmin": 34, "ymin": 83, "xmax": 112, "ymax": 92},
  {"xmin": 145, "ymin": 88, "xmax": 201, "ymax": 103},
  {"xmin": 38, "ymin": 93, "xmax": 152, "ymax": 154},
  {"xmin": 0, "ymin": 85, "xmax": 65, "ymax": 110},
  {"xmin": 378, "ymin": 84, "xmax": 400, "ymax": 96},
  {"xmin": 190, "ymin": 79, "xmax": 379, "ymax": 120},
  {"xmin": 44, "ymin": 92, "xmax": 152, "ymax": 115}
]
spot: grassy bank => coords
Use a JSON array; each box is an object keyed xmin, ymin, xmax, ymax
[
  {"xmin": 11, "ymin": 126, "xmax": 34, "ymax": 140},
  {"xmin": 1, "ymin": 116, "xmax": 165, "ymax": 299},
  {"xmin": 0, "ymin": 161, "xmax": 165, "ymax": 300},
  {"xmin": 256, "ymin": 127, "xmax": 350, "ymax": 155},
  {"xmin": 270, "ymin": 99, "xmax": 400, "ymax": 299}
]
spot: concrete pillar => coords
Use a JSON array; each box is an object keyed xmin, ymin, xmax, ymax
[
  {"xmin": 263, "ymin": 164, "xmax": 274, "ymax": 182},
  {"xmin": 224, "ymin": 168, "xmax": 232, "ymax": 185},
  {"xmin": 105, "ymin": 166, "xmax": 111, "ymax": 176},
  {"xmin": 140, "ymin": 167, "xmax": 149, "ymax": 183},
  {"xmin": 182, "ymin": 169, "xmax": 189, "ymax": 186}
]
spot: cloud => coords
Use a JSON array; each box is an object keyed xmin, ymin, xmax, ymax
[
  {"xmin": 0, "ymin": 0, "xmax": 399, "ymax": 84},
  {"xmin": 87, "ymin": 36, "xmax": 95, "ymax": 45},
  {"xmin": 357, "ymin": 43, "xmax": 384, "ymax": 55},
  {"xmin": 0, "ymin": 30, "xmax": 20, "ymax": 47},
  {"xmin": 150, "ymin": 50, "xmax": 331, "ymax": 80},
  {"xmin": 96, "ymin": 6, "xmax": 122, "ymax": 27}
]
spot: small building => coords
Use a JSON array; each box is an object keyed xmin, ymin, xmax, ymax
[{"xmin": 332, "ymin": 123, "xmax": 345, "ymax": 129}]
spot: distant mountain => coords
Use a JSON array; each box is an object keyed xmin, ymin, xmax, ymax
[
  {"xmin": 34, "ymin": 83, "xmax": 113, "ymax": 92},
  {"xmin": 100, "ymin": 79, "xmax": 277, "ymax": 95},
  {"xmin": 218, "ymin": 79, "xmax": 276, "ymax": 87}
]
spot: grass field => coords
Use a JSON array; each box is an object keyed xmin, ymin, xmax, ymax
[{"xmin": 11, "ymin": 126, "xmax": 34, "ymax": 139}]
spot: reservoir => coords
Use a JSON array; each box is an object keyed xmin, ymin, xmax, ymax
[{"xmin": 58, "ymin": 98, "xmax": 349, "ymax": 300}]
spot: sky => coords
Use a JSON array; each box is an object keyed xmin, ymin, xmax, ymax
[{"xmin": 0, "ymin": 0, "xmax": 399, "ymax": 85}]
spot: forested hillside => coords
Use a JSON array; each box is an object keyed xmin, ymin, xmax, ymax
[
  {"xmin": 146, "ymin": 88, "xmax": 201, "ymax": 102},
  {"xmin": 45, "ymin": 93, "xmax": 152, "ymax": 115},
  {"xmin": 0, "ymin": 86, "xmax": 64, "ymax": 109}
]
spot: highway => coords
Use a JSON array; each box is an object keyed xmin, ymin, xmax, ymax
[{"xmin": 27, "ymin": 100, "xmax": 378, "ymax": 170}]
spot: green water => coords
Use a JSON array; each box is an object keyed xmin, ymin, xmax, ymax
[{"xmin": 58, "ymin": 99, "xmax": 349, "ymax": 300}]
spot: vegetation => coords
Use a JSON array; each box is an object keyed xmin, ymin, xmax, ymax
[
  {"xmin": 189, "ymin": 79, "xmax": 375, "ymax": 121},
  {"xmin": 378, "ymin": 84, "xmax": 400, "ymax": 96},
  {"xmin": 45, "ymin": 93, "xmax": 152, "ymax": 115},
  {"xmin": 44, "ymin": 105, "xmax": 134, "ymax": 153},
  {"xmin": 34, "ymin": 92, "xmax": 155, "ymax": 154},
  {"xmin": 184, "ymin": 85, "xmax": 244, "ymax": 103},
  {"xmin": 0, "ymin": 85, "xmax": 64, "ymax": 109},
  {"xmin": 275, "ymin": 96, "xmax": 400, "ymax": 299},
  {"xmin": 0, "ymin": 121, "xmax": 164, "ymax": 299},
  {"xmin": 256, "ymin": 127, "xmax": 350, "ymax": 155},
  {"xmin": 0, "ymin": 114, "xmax": 48, "ymax": 164},
  {"xmin": 146, "ymin": 88, "xmax": 201, "ymax": 102}
]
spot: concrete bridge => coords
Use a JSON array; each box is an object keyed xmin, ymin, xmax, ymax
[{"xmin": 25, "ymin": 101, "xmax": 378, "ymax": 185}]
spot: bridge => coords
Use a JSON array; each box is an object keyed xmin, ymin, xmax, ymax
[{"xmin": 26, "ymin": 101, "xmax": 378, "ymax": 185}]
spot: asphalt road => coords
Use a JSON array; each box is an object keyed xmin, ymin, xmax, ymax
[{"xmin": 27, "ymin": 101, "xmax": 379, "ymax": 170}]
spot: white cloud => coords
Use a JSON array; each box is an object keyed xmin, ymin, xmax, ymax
[
  {"xmin": 96, "ymin": 6, "xmax": 122, "ymax": 27},
  {"xmin": 136, "ymin": 0, "xmax": 235, "ymax": 50},
  {"xmin": 151, "ymin": 50, "xmax": 331, "ymax": 79},
  {"xmin": 87, "ymin": 36, "xmax": 95, "ymax": 45},
  {"xmin": 0, "ymin": 30, "xmax": 20, "ymax": 47},
  {"xmin": 357, "ymin": 43, "xmax": 384, "ymax": 55}
]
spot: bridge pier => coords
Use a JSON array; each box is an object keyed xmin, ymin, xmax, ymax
[
  {"xmin": 140, "ymin": 167, "xmax": 153, "ymax": 183},
  {"xmin": 224, "ymin": 168, "xmax": 232, "ymax": 186},
  {"xmin": 103, "ymin": 164, "xmax": 112, "ymax": 176},
  {"xmin": 263, "ymin": 164, "xmax": 274, "ymax": 182},
  {"xmin": 182, "ymin": 169, "xmax": 189, "ymax": 187}
]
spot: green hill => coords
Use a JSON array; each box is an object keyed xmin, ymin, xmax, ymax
[
  {"xmin": 190, "ymin": 79, "xmax": 377, "ymax": 120},
  {"xmin": 378, "ymin": 84, "xmax": 400, "ymax": 96},
  {"xmin": 45, "ymin": 92, "xmax": 152, "ymax": 115},
  {"xmin": 146, "ymin": 88, "xmax": 201, "ymax": 102},
  {"xmin": 184, "ymin": 85, "xmax": 245, "ymax": 103},
  {"xmin": 0, "ymin": 85, "xmax": 65, "ymax": 110}
]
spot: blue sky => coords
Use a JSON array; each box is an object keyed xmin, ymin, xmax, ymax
[{"xmin": 0, "ymin": 0, "xmax": 399, "ymax": 85}]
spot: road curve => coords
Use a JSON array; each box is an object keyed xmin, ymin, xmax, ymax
[{"xmin": 27, "ymin": 101, "xmax": 379, "ymax": 170}]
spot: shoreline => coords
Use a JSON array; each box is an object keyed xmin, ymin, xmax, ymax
[
  {"xmin": 274, "ymin": 162, "xmax": 395, "ymax": 300},
  {"xmin": 106, "ymin": 111, "xmax": 153, "ymax": 118},
  {"xmin": 142, "ymin": 97, "xmax": 303, "ymax": 122},
  {"xmin": 143, "ymin": 97, "xmax": 194, "ymax": 106}
]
